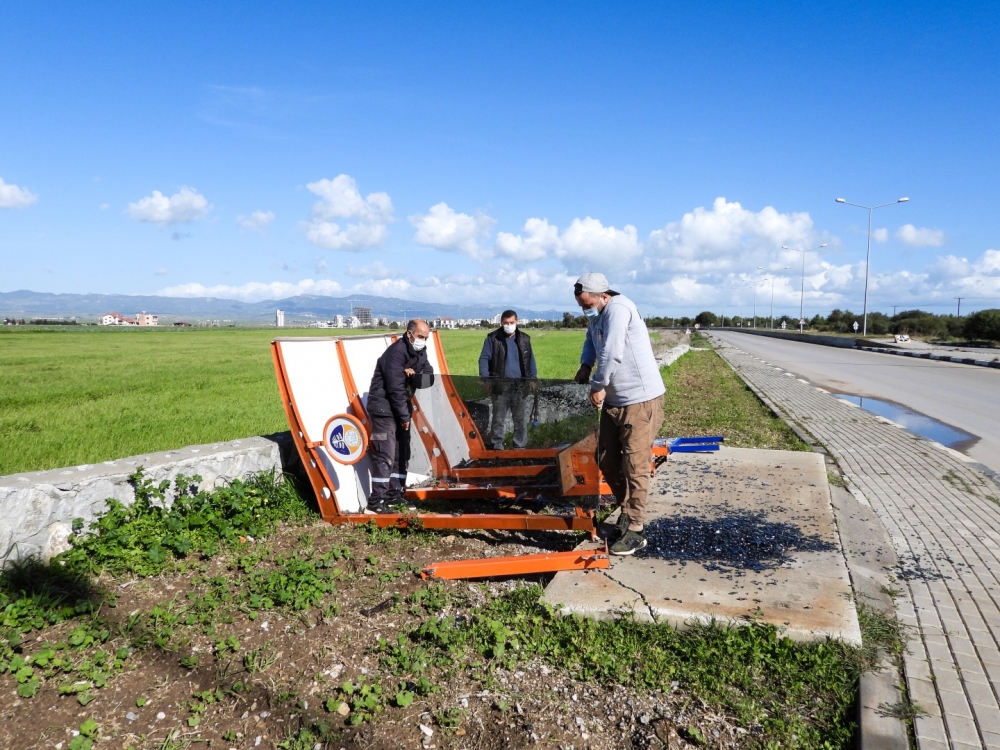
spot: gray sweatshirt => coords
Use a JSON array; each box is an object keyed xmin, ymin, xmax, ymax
[{"xmin": 581, "ymin": 294, "xmax": 665, "ymax": 407}]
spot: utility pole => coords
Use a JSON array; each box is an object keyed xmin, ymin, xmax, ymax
[
  {"xmin": 956, "ymin": 297, "xmax": 964, "ymax": 316},
  {"xmin": 892, "ymin": 305, "xmax": 898, "ymax": 317}
]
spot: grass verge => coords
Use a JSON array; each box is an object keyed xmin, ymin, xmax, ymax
[{"xmin": 661, "ymin": 335, "xmax": 809, "ymax": 450}]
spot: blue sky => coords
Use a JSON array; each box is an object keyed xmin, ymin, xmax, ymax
[{"xmin": 2, "ymin": 1, "xmax": 999, "ymax": 316}]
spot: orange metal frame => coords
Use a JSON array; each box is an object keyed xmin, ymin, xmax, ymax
[{"xmin": 270, "ymin": 337, "xmax": 602, "ymax": 538}]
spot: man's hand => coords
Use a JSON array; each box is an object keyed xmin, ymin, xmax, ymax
[
  {"xmin": 527, "ymin": 379, "xmax": 539, "ymax": 393},
  {"xmin": 574, "ymin": 365, "xmax": 592, "ymax": 385},
  {"xmin": 400, "ymin": 421, "xmax": 411, "ymax": 431},
  {"xmin": 479, "ymin": 378, "xmax": 491, "ymax": 393},
  {"xmin": 589, "ymin": 389, "xmax": 606, "ymax": 409},
  {"xmin": 404, "ymin": 367, "xmax": 416, "ymax": 377}
]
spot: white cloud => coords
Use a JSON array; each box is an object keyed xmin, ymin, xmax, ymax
[
  {"xmin": 896, "ymin": 224, "xmax": 946, "ymax": 247},
  {"xmin": 99, "ymin": 203, "xmax": 110, "ymax": 211},
  {"xmin": 872, "ymin": 227, "xmax": 888, "ymax": 243},
  {"xmin": 645, "ymin": 198, "xmax": 814, "ymax": 278},
  {"xmin": 154, "ymin": 268, "xmax": 169, "ymax": 276},
  {"xmin": 237, "ymin": 210, "xmax": 275, "ymax": 233},
  {"xmin": 129, "ymin": 187, "xmax": 210, "ymax": 225},
  {"xmin": 556, "ymin": 217, "xmax": 640, "ymax": 265},
  {"xmin": 0, "ymin": 177, "xmax": 38, "ymax": 209},
  {"xmin": 158, "ymin": 278, "xmax": 343, "ymax": 302},
  {"xmin": 410, "ymin": 202, "xmax": 496, "ymax": 258},
  {"xmin": 304, "ymin": 174, "xmax": 393, "ymax": 251},
  {"xmin": 495, "ymin": 218, "xmax": 560, "ymax": 262}
]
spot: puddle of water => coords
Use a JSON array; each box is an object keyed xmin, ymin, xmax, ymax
[{"xmin": 832, "ymin": 393, "xmax": 977, "ymax": 449}]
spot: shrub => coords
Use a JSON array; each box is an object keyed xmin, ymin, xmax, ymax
[{"xmin": 964, "ymin": 309, "xmax": 1000, "ymax": 341}]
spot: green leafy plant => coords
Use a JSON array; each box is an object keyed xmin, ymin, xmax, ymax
[{"xmin": 54, "ymin": 469, "xmax": 310, "ymax": 577}]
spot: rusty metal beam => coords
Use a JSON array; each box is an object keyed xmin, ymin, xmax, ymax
[
  {"xmin": 404, "ymin": 486, "xmax": 521, "ymax": 501},
  {"xmin": 446, "ymin": 464, "xmax": 553, "ymax": 480}
]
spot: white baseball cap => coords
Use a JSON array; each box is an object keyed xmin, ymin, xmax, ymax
[{"xmin": 574, "ymin": 272, "xmax": 619, "ymax": 296}]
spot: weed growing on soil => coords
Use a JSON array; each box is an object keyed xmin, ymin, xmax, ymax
[
  {"xmin": 394, "ymin": 585, "xmax": 865, "ymax": 748},
  {"xmin": 55, "ymin": 468, "xmax": 312, "ymax": 576}
]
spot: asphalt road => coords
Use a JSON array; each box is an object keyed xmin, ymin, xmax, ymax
[{"xmin": 712, "ymin": 331, "xmax": 1000, "ymax": 474}]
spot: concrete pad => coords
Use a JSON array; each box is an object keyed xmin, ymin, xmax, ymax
[{"xmin": 543, "ymin": 447, "xmax": 861, "ymax": 644}]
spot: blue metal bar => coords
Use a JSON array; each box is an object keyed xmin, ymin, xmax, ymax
[{"xmin": 669, "ymin": 436, "xmax": 724, "ymax": 445}]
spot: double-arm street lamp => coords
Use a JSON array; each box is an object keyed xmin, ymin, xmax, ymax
[
  {"xmin": 782, "ymin": 243, "xmax": 827, "ymax": 331},
  {"xmin": 835, "ymin": 196, "xmax": 909, "ymax": 336}
]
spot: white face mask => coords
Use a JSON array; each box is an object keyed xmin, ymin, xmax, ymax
[
  {"xmin": 409, "ymin": 336, "xmax": 427, "ymax": 351},
  {"xmin": 503, "ymin": 323, "xmax": 517, "ymax": 335}
]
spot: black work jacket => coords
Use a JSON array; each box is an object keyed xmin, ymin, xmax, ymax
[
  {"xmin": 485, "ymin": 328, "xmax": 534, "ymax": 378},
  {"xmin": 366, "ymin": 337, "xmax": 434, "ymax": 421}
]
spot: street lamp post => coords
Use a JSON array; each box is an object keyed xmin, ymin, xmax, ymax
[
  {"xmin": 835, "ymin": 196, "xmax": 909, "ymax": 336},
  {"xmin": 769, "ymin": 268, "xmax": 789, "ymax": 329},
  {"xmin": 751, "ymin": 266, "xmax": 764, "ymax": 329},
  {"xmin": 782, "ymin": 243, "xmax": 827, "ymax": 331}
]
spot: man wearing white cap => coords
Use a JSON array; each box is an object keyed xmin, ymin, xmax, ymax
[{"xmin": 573, "ymin": 273, "xmax": 665, "ymax": 555}]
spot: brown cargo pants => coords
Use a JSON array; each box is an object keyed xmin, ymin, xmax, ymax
[{"xmin": 597, "ymin": 394, "xmax": 664, "ymax": 530}]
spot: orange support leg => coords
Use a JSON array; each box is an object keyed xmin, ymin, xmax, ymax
[{"xmin": 420, "ymin": 547, "xmax": 610, "ymax": 579}]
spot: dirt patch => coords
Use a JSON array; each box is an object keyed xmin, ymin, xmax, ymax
[{"xmin": 1, "ymin": 521, "xmax": 734, "ymax": 749}]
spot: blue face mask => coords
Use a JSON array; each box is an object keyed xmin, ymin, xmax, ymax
[{"xmin": 582, "ymin": 306, "xmax": 600, "ymax": 319}]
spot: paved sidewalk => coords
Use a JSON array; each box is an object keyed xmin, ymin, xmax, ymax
[{"xmin": 710, "ymin": 335, "xmax": 1000, "ymax": 750}]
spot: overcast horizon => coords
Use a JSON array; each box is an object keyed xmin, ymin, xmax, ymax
[{"xmin": 2, "ymin": 3, "xmax": 999, "ymax": 318}]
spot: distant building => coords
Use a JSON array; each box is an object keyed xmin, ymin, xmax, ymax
[
  {"xmin": 335, "ymin": 314, "xmax": 344, "ymax": 328},
  {"xmin": 173, "ymin": 322, "xmax": 192, "ymax": 327},
  {"xmin": 99, "ymin": 312, "xmax": 135, "ymax": 326},
  {"xmin": 135, "ymin": 312, "xmax": 158, "ymax": 326},
  {"xmin": 346, "ymin": 315, "xmax": 361, "ymax": 328},
  {"xmin": 276, "ymin": 309, "xmax": 285, "ymax": 328},
  {"xmin": 351, "ymin": 306, "xmax": 372, "ymax": 327},
  {"xmin": 490, "ymin": 313, "xmax": 502, "ymax": 326},
  {"xmin": 432, "ymin": 317, "xmax": 457, "ymax": 329}
]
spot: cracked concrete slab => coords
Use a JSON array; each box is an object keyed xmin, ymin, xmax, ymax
[{"xmin": 542, "ymin": 447, "xmax": 861, "ymax": 645}]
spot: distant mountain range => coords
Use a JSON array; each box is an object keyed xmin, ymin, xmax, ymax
[{"xmin": 0, "ymin": 290, "xmax": 565, "ymax": 323}]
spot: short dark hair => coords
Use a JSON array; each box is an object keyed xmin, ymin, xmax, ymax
[
  {"xmin": 406, "ymin": 319, "xmax": 419, "ymax": 333},
  {"xmin": 501, "ymin": 310, "xmax": 517, "ymax": 322}
]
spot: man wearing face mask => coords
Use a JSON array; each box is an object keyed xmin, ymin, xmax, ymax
[
  {"xmin": 365, "ymin": 319, "xmax": 435, "ymax": 512},
  {"xmin": 574, "ymin": 273, "xmax": 665, "ymax": 556},
  {"xmin": 478, "ymin": 310, "xmax": 538, "ymax": 450}
]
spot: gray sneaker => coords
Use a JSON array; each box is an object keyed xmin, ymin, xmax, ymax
[{"xmin": 610, "ymin": 530, "xmax": 648, "ymax": 556}]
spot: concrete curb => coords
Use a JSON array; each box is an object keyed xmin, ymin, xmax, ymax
[
  {"xmin": 707, "ymin": 334, "xmax": 911, "ymax": 750},
  {"xmin": 858, "ymin": 345, "xmax": 1000, "ymax": 369}
]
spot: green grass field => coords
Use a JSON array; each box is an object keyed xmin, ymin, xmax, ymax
[
  {"xmin": 0, "ymin": 326, "xmax": 800, "ymax": 475},
  {"xmin": 0, "ymin": 327, "xmax": 587, "ymax": 475}
]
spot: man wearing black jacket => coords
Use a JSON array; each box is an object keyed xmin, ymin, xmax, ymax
[
  {"xmin": 478, "ymin": 310, "xmax": 538, "ymax": 450},
  {"xmin": 366, "ymin": 319, "xmax": 434, "ymax": 512}
]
